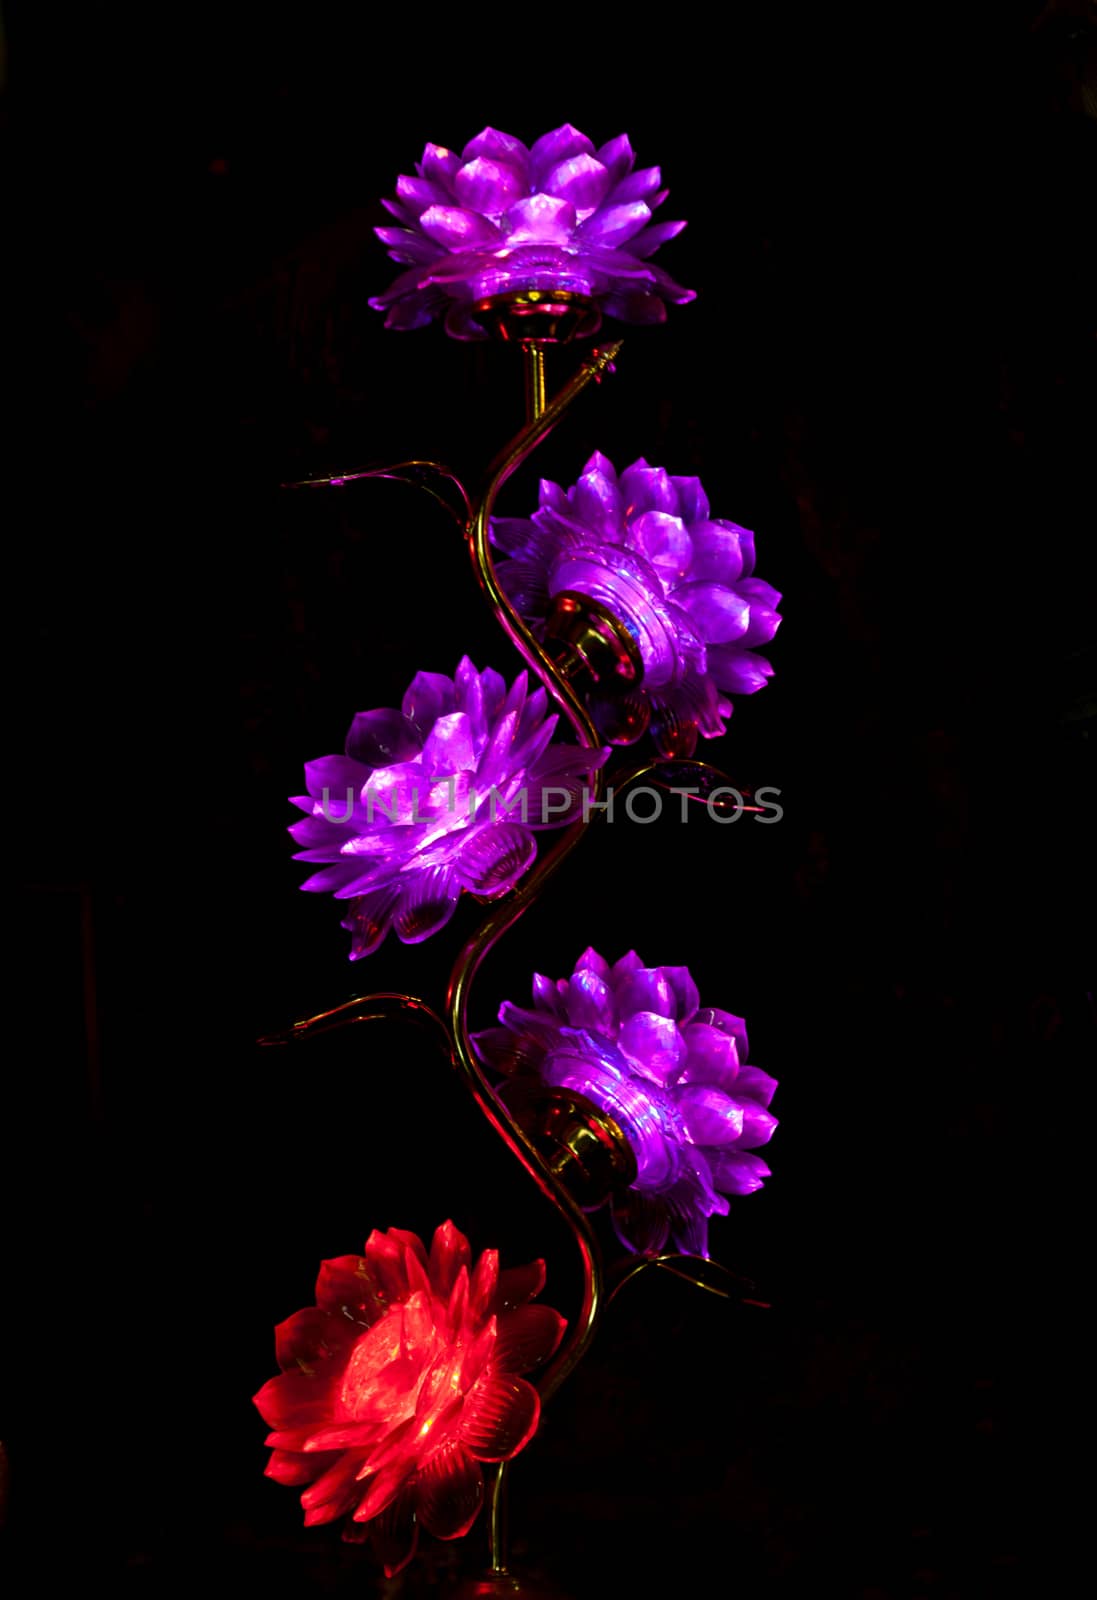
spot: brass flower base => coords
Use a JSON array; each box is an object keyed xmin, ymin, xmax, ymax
[
  {"xmin": 473, "ymin": 290, "xmax": 601, "ymax": 345},
  {"xmin": 450, "ymin": 1571, "xmax": 574, "ymax": 1600}
]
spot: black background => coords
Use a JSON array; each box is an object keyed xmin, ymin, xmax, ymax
[{"xmin": 3, "ymin": 6, "xmax": 1094, "ymax": 1596}]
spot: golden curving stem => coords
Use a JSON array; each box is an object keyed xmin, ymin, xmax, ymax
[
  {"xmin": 255, "ymin": 990, "xmax": 451, "ymax": 1051},
  {"xmin": 280, "ymin": 457, "xmax": 472, "ymax": 530},
  {"xmin": 447, "ymin": 345, "xmax": 627, "ymax": 1570}
]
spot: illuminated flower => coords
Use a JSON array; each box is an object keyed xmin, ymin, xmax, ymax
[
  {"xmin": 491, "ymin": 452, "xmax": 782, "ymax": 757},
  {"xmin": 254, "ymin": 1221, "xmax": 566, "ymax": 1574},
  {"xmin": 369, "ymin": 124, "xmax": 694, "ymax": 339},
  {"xmin": 290, "ymin": 656, "xmax": 607, "ymax": 959},
  {"xmin": 474, "ymin": 949, "xmax": 778, "ymax": 1257}
]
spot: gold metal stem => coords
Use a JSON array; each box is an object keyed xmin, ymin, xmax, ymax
[
  {"xmin": 447, "ymin": 344, "xmax": 625, "ymax": 1435},
  {"xmin": 255, "ymin": 991, "xmax": 450, "ymax": 1050},
  {"xmin": 489, "ymin": 1462, "xmax": 509, "ymax": 1573},
  {"xmin": 522, "ymin": 343, "xmax": 546, "ymax": 423}
]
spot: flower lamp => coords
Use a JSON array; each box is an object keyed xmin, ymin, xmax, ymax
[{"xmin": 263, "ymin": 121, "xmax": 782, "ymax": 1593}]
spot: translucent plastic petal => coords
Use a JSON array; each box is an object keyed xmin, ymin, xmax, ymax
[
  {"xmin": 459, "ymin": 1373, "xmax": 540, "ymax": 1462},
  {"xmin": 414, "ymin": 1441, "xmax": 485, "ymax": 1539},
  {"xmin": 494, "ymin": 1305, "xmax": 567, "ymax": 1374}
]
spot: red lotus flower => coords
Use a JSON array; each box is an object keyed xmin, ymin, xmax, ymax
[{"xmin": 254, "ymin": 1221, "xmax": 566, "ymax": 1575}]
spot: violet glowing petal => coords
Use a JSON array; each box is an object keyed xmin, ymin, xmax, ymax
[
  {"xmin": 564, "ymin": 968, "xmax": 617, "ymax": 1036},
  {"xmin": 599, "ymin": 289, "xmax": 668, "ymax": 325},
  {"xmin": 401, "ymin": 670, "xmax": 456, "ymax": 737},
  {"xmin": 299, "ymin": 860, "xmax": 380, "ymax": 898},
  {"xmin": 392, "ymin": 867, "xmax": 460, "ymax": 944},
  {"xmin": 708, "ymin": 1149, "xmax": 771, "ymax": 1196},
  {"xmin": 345, "ymin": 707, "xmax": 421, "ymax": 767},
  {"xmin": 576, "ymin": 200, "xmax": 652, "ymax": 246},
  {"xmin": 375, "ymin": 226, "xmax": 447, "ymax": 266},
  {"xmin": 676, "ymin": 1084, "xmax": 745, "ymax": 1147},
  {"xmin": 303, "ymin": 754, "xmax": 372, "ymax": 803},
  {"xmin": 420, "ymin": 142, "xmax": 463, "ymax": 188},
  {"xmin": 661, "ymin": 966, "xmax": 701, "ymax": 1023},
  {"xmin": 737, "ymin": 576, "xmax": 784, "ymax": 646},
  {"xmin": 573, "ymin": 946, "xmax": 611, "ymax": 981},
  {"xmin": 542, "ymin": 152, "xmax": 611, "ymax": 214},
  {"xmin": 572, "ymin": 460, "xmax": 624, "ymax": 540},
  {"xmin": 612, "ymin": 950, "xmax": 646, "ymax": 980},
  {"xmin": 620, "ymin": 218, "xmax": 688, "ymax": 258},
  {"xmin": 685, "ymin": 521, "xmax": 751, "ymax": 586},
  {"xmin": 595, "ymin": 133, "xmax": 635, "ymax": 185},
  {"xmin": 452, "ymin": 821, "xmax": 537, "ymax": 897},
  {"xmin": 614, "ymin": 966, "xmax": 677, "ymax": 1022},
  {"xmin": 629, "ymin": 510, "xmax": 693, "ymax": 584},
  {"xmin": 605, "ymin": 165, "xmax": 663, "ymax": 207},
  {"xmin": 532, "ymin": 971, "xmax": 567, "ymax": 1015},
  {"xmin": 395, "ymin": 174, "xmax": 452, "ymax": 214},
  {"xmin": 680, "ymin": 1022, "xmax": 740, "ymax": 1090},
  {"xmin": 420, "ymin": 711, "xmax": 477, "ymax": 777},
  {"xmin": 618, "ymin": 461, "xmax": 679, "ymax": 517},
  {"xmin": 462, "ymin": 126, "xmax": 529, "ymax": 166},
  {"xmin": 670, "ymin": 476, "xmax": 710, "ymax": 523},
  {"xmin": 503, "ymin": 194, "xmax": 577, "ymax": 245},
  {"xmin": 454, "ymin": 156, "xmax": 525, "ymax": 217},
  {"xmin": 675, "ymin": 580, "xmax": 752, "ymax": 643},
  {"xmin": 696, "ymin": 1007, "xmax": 750, "ymax": 1060},
  {"xmin": 618, "ymin": 1011, "xmax": 687, "ymax": 1085},
  {"xmin": 736, "ymin": 1101, "xmax": 779, "ymax": 1150},
  {"xmin": 707, "ymin": 646, "xmax": 775, "ymax": 695},
  {"xmin": 418, "ymin": 205, "xmax": 502, "ymax": 251},
  {"xmin": 733, "ymin": 1064, "xmax": 779, "ymax": 1108},
  {"xmin": 528, "ymin": 124, "xmax": 595, "ymax": 187}
]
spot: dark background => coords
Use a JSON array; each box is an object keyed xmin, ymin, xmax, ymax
[{"xmin": 3, "ymin": 6, "xmax": 1094, "ymax": 1596}]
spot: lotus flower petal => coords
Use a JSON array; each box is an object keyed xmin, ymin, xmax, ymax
[
  {"xmin": 460, "ymin": 1373, "xmax": 540, "ymax": 1462},
  {"xmin": 454, "ymin": 157, "xmax": 525, "ymax": 216},
  {"xmin": 494, "ymin": 1305, "xmax": 568, "ymax": 1374}
]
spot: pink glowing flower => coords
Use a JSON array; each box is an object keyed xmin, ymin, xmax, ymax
[
  {"xmin": 369, "ymin": 124, "xmax": 694, "ymax": 338},
  {"xmin": 290, "ymin": 656, "xmax": 608, "ymax": 959},
  {"xmin": 254, "ymin": 1221, "xmax": 566, "ymax": 1575}
]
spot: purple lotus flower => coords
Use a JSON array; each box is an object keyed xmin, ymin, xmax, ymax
[
  {"xmin": 369, "ymin": 124, "xmax": 694, "ymax": 339},
  {"xmin": 490, "ymin": 452, "xmax": 782, "ymax": 757},
  {"xmin": 473, "ymin": 948, "xmax": 777, "ymax": 1257},
  {"xmin": 290, "ymin": 658, "xmax": 608, "ymax": 959}
]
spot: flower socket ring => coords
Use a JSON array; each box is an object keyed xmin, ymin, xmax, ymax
[
  {"xmin": 542, "ymin": 592, "xmax": 644, "ymax": 692},
  {"xmin": 473, "ymin": 290, "xmax": 602, "ymax": 345},
  {"xmin": 498, "ymin": 1078, "xmax": 638, "ymax": 1210}
]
